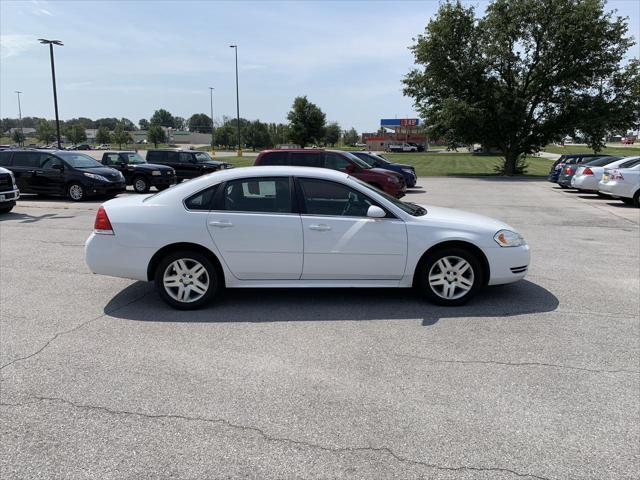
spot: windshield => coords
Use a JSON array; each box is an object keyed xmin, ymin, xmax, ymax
[
  {"xmin": 351, "ymin": 176, "xmax": 426, "ymax": 216},
  {"xmin": 585, "ymin": 156, "xmax": 620, "ymax": 167},
  {"xmin": 354, "ymin": 152, "xmax": 390, "ymax": 167},
  {"xmin": 123, "ymin": 153, "xmax": 146, "ymax": 164},
  {"xmin": 56, "ymin": 152, "xmax": 102, "ymax": 168},
  {"xmin": 340, "ymin": 151, "xmax": 372, "ymax": 169},
  {"xmin": 194, "ymin": 152, "xmax": 214, "ymax": 163}
]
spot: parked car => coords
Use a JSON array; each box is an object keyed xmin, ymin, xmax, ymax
[
  {"xmin": 570, "ymin": 157, "xmax": 625, "ymax": 192},
  {"xmin": 548, "ymin": 154, "xmax": 609, "ymax": 184},
  {"xmin": 96, "ymin": 144, "xmax": 111, "ymax": 150},
  {"xmin": 85, "ymin": 166, "xmax": 529, "ymax": 310},
  {"xmin": 621, "ymin": 137, "xmax": 635, "ymax": 145},
  {"xmin": 0, "ymin": 149, "xmax": 125, "ymax": 201},
  {"xmin": 351, "ymin": 151, "xmax": 417, "ymax": 187},
  {"xmin": 69, "ymin": 144, "xmax": 92, "ymax": 150},
  {"xmin": 598, "ymin": 156, "xmax": 640, "ymax": 206},
  {"xmin": 386, "ymin": 143, "xmax": 418, "ymax": 153},
  {"xmin": 254, "ymin": 149, "xmax": 406, "ymax": 197},
  {"xmin": 557, "ymin": 155, "xmax": 617, "ymax": 187},
  {"xmin": 0, "ymin": 166, "xmax": 19, "ymax": 213},
  {"xmin": 100, "ymin": 151, "xmax": 176, "ymax": 193},
  {"xmin": 407, "ymin": 142, "xmax": 425, "ymax": 152},
  {"xmin": 146, "ymin": 149, "xmax": 233, "ymax": 182}
]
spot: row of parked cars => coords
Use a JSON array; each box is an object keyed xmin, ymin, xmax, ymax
[{"xmin": 547, "ymin": 153, "xmax": 640, "ymax": 207}]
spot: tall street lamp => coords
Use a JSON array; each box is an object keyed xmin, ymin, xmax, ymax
[
  {"xmin": 38, "ymin": 39, "xmax": 63, "ymax": 149},
  {"xmin": 15, "ymin": 91, "xmax": 24, "ymax": 147},
  {"xmin": 229, "ymin": 45, "xmax": 241, "ymax": 156},
  {"xmin": 209, "ymin": 87, "xmax": 215, "ymax": 156}
]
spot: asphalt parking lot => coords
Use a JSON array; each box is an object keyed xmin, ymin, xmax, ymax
[{"xmin": 1, "ymin": 178, "xmax": 638, "ymax": 479}]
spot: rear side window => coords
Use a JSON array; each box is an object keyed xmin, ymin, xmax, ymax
[
  {"xmin": 324, "ymin": 152, "xmax": 352, "ymax": 171},
  {"xmin": 289, "ymin": 152, "xmax": 322, "ymax": 167},
  {"xmin": 146, "ymin": 151, "xmax": 161, "ymax": 163},
  {"xmin": 259, "ymin": 152, "xmax": 289, "ymax": 166},
  {"xmin": 0, "ymin": 151, "xmax": 11, "ymax": 166},
  {"xmin": 184, "ymin": 184, "xmax": 218, "ymax": 211},
  {"xmin": 167, "ymin": 151, "xmax": 179, "ymax": 163},
  {"xmin": 222, "ymin": 177, "xmax": 291, "ymax": 213},
  {"xmin": 179, "ymin": 152, "xmax": 193, "ymax": 163},
  {"xmin": 12, "ymin": 152, "xmax": 41, "ymax": 167}
]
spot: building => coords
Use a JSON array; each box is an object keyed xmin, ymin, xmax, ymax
[{"xmin": 362, "ymin": 118, "xmax": 427, "ymax": 151}]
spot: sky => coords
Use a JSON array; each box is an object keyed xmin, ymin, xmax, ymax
[{"xmin": 1, "ymin": 0, "xmax": 639, "ymax": 133}]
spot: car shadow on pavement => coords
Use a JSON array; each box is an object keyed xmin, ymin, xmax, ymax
[
  {"xmin": 104, "ymin": 280, "xmax": 558, "ymax": 326},
  {"xmin": 0, "ymin": 211, "xmax": 76, "ymax": 223}
]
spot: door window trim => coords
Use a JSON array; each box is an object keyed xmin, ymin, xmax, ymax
[{"xmin": 293, "ymin": 176, "xmax": 397, "ymax": 219}]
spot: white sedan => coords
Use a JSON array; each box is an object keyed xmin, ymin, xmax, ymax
[
  {"xmin": 598, "ymin": 156, "xmax": 640, "ymax": 206},
  {"xmin": 85, "ymin": 167, "xmax": 530, "ymax": 309},
  {"xmin": 571, "ymin": 156, "xmax": 626, "ymax": 192}
]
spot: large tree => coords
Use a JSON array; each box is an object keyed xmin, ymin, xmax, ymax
[
  {"xmin": 324, "ymin": 122, "xmax": 341, "ymax": 146},
  {"xmin": 150, "ymin": 109, "xmax": 175, "ymax": 128},
  {"xmin": 66, "ymin": 124, "xmax": 87, "ymax": 145},
  {"xmin": 342, "ymin": 127, "xmax": 359, "ymax": 146},
  {"xmin": 139, "ymin": 118, "xmax": 150, "ymax": 130},
  {"xmin": 403, "ymin": 0, "xmax": 638, "ymax": 174},
  {"xmin": 36, "ymin": 120, "xmax": 56, "ymax": 144},
  {"xmin": 96, "ymin": 126, "xmax": 111, "ymax": 144},
  {"xmin": 147, "ymin": 125, "xmax": 166, "ymax": 147},
  {"xmin": 287, "ymin": 96, "xmax": 326, "ymax": 147},
  {"xmin": 112, "ymin": 122, "xmax": 132, "ymax": 149},
  {"xmin": 188, "ymin": 113, "xmax": 213, "ymax": 133},
  {"xmin": 243, "ymin": 120, "xmax": 271, "ymax": 151}
]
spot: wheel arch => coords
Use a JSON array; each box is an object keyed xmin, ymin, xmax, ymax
[
  {"xmin": 413, "ymin": 240, "xmax": 490, "ymax": 287},
  {"xmin": 147, "ymin": 242, "xmax": 225, "ymax": 284}
]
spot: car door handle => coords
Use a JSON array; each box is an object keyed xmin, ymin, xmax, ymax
[
  {"xmin": 309, "ymin": 224, "xmax": 331, "ymax": 231},
  {"xmin": 209, "ymin": 220, "xmax": 233, "ymax": 228}
]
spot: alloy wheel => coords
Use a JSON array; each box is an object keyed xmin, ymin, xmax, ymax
[
  {"xmin": 162, "ymin": 258, "xmax": 210, "ymax": 303},
  {"xmin": 68, "ymin": 184, "xmax": 84, "ymax": 201},
  {"xmin": 427, "ymin": 255, "xmax": 474, "ymax": 300}
]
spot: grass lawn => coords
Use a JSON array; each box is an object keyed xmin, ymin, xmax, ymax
[
  {"xmin": 544, "ymin": 144, "xmax": 640, "ymax": 156},
  {"xmin": 383, "ymin": 152, "xmax": 553, "ymax": 177}
]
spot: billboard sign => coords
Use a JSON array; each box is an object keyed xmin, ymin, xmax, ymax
[{"xmin": 380, "ymin": 118, "xmax": 420, "ymax": 127}]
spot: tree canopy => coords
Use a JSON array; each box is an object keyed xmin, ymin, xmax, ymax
[
  {"xmin": 96, "ymin": 126, "xmax": 111, "ymax": 144},
  {"xmin": 188, "ymin": 113, "xmax": 213, "ymax": 133},
  {"xmin": 287, "ymin": 96, "xmax": 326, "ymax": 147},
  {"xmin": 403, "ymin": 0, "xmax": 639, "ymax": 174},
  {"xmin": 66, "ymin": 124, "xmax": 87, "ymax": 145},
  {"xmin": 150, "ymin": 109, "xmax": 175, "ymax": 128},
  {"xmin": 36, "ymin": 120, "xmax": 56, "ymax": 144},
  {"xmin": 112, "ymin": 123, "xmax": 132, "ymax": 148},
  {"xmin": 147, "ymin": 125, "xmax": 166, "ymax": 147},
  {"xmin": 324, "ymin": 122, "xmax": 341, "ymax": 146},
  {"xmin": 342, "ymin": 127, "xmax": 359, "ymax": 146}
]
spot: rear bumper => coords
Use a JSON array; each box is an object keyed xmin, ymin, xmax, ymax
[
  {"xmin": 557, "ymin": 174, "xmax": 574, "ymax": 186},
  {"xmin": 571, "ymin": 175, "xmax": 598, "ymax": 191},
  {"xmin": 85, "ymin": 233, "xmax": 151, "ymax": 281},
  {"xmin": 0, "ymin": 188, "xmax": 20, "ymax": 203}
]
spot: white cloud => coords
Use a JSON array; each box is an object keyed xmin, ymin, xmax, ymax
[{"xmin": 0, "ymin": 34, "xmax": 38, "ymax": 59}]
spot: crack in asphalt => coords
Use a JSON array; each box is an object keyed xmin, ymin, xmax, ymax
[
  {"xmin": 0, "ymin": 395, "xmax": 552, "ymax": 480},
  {"xmin": 395, "ymin": 354, "xmax": 640, "ymax": 374},
  {"xmin": 0, "ymin": 287, "xmax": 151, "ymax": 371}
]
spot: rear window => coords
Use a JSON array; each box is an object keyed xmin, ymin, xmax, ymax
[
  {"xmin": 584, "ymin": 156, "xmax": 620, "ymax": 167},
  {"xmin": 289, "ymin": 152, "xmax": 323, "ymax": 167},
  {"xmin": 619, "ymin": 158, "xmax": 640, "ymax": 168},
  {"xmin": 0, "ymin": 151, "xmax": 11, "ymax": 166},
  {"xmin": 12, "ymin": 152, "xmax": 41, "ymax": 167},
  {"xmin": 146, "ymin": 151, "xmax": 162, "ymax": 163},
  {"xmin": 184, "ymin": 184, "xmax": 218, "ymax": 211},
  {"xmin": 259, "ymin": 152, "xmax": 289, "ymax": 166}
]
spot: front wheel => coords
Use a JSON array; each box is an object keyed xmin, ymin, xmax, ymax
[
  {"xmin": 133, "ymin": 176, "xmax": 150, "ymax": 193},
  {"xmin": 67, "ymin": 182, "xmax": 86, "ymax": 201},
  {"xmin": 633, "ymin": 191, "xmax": 640, "ymax": 208},
  {"xmin": 154, "ymin": 250, "xmax": 221, "ymax": 310},
  {"xmin": 415, "ymin": 247, "xmax": 483, "ymax": 306},
  {"xmin": 0, "ymin": 202, "xmax": 15, "ymax": 214}
]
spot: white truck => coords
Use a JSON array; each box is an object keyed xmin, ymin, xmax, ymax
[{"xmin": 386, "ymin": 142, "xmax": 418, "ymax": 153}]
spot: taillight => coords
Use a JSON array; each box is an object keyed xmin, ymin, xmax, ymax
[
  {"xmin": 564, "ymin": 166, "xmax": 574, "ymax": 174},
  {"xmin": 611, "ymin": 170, "xmax": 624, "ymax": 180},
  {"xmin": 94, "ymin": 206, "xmax": 114, "ymax": 235},
  {"xmin": 583, "ymin": 167, "xmax": 593, "ymax": 175}
]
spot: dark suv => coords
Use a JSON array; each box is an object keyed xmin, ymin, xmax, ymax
[
  {"xmin": 351, "ymin": 151, "xmax": 417, "ymax": 187},
  {"xmin": 0, "ymin": 149, "xmax": 125, "ymax": 201},
  {"xmin": 101, "ymin": 151, "xmax": 176, "ymax": 193},
  {"xmin": 146, "ymin": 149, "xmax": 233, "ymax": 182},
  {"xmin": 0, "ymin": 166, "xmax": 19, "ymax": 213},
  {"xmin": 254, "ymin": 149, "xmax": 406, "ymax": 197}
]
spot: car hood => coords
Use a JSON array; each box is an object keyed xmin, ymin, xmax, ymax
[
  {"xmin": 390, "ymin": 163, "xmax": 413, "ymax": 169},
  {"xmin": 77, "ymin": 166, "xmax": 123, "ymax": 179},
  {"xmin": 370, "ymin": 167, "xmax": 403, "ymax": 179},
  {"xmin": 130, "ymin": 163, "xmax": 173, "ymax": 172},
  {"xmin": 413, "ymin": 204, "xmax": 515, "ymax": 233},
  {"xmin": 201, "ymin": 161, "xmax": 229, "ymax": 167}
]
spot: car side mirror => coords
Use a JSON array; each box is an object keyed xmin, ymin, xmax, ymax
[
  {"xmin": 345, "ymin": 164, "xmax": 355, "ymax": 173},
  {"xmin": 366, "ymin": 205, "xmax": 386, "ymax": 218},
  {"xmin": 52, "ymin": 164, "xmax": 63, "ymax": 171}
]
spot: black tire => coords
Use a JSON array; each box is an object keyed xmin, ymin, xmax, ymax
[
  {"xmin": 621, "ymin": 197, "xmax": 634, "ymax": 206},
  {"xmin": 415, "ymin": 247, "xmax": 483, "ymax": 306},
  {"xmin": 153, "ymin": 250, "xmax": 221, "ymax": 310},
  {"xmin": 67, "ymin": 182, "xmax": 86, "ymax": 202},
  {"xmin": 133, "ymin": 175, "xmax": 150, "ymax": 193},
  {"xmin": 0, "ymin": 202, "xmax": 15, "ymax": 214},
  {"xmin": 632, "ymin": 190, "xmax": 640, "ymax": 208}
]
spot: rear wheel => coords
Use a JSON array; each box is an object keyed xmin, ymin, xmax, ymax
[
  {"xmin": 154, "ymin": 250, "xmax": 221, "ymax": 310},
  {"xmin": 133, "ymin": 175, "xmax": 150, "ymax": 193},
  {"xmin": 415, "ymin": 247, "xmax": 483, "ymax": 306},
  {"xmin": 621, "ymin": 197, "xmax": 634, "ymax": 206},
  {"xmin": 67, "ymin": 182, "xmax": 85, "ymax": 201},
  {"xmin": 632, "ymin": 190, "xmax": 640, "ymax": 208}
]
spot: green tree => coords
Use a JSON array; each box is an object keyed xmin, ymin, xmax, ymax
[
  {"xmin": 66, "ymin": 124, "xmax": 87, "ymax": 145},
  {"xmin": 324, "ymin": 122, "xmax": 341, "ymax": 146},
  {"xmin": 403, "ymin": 0, "xmax": 638, "ymax": 175},
  {"xmin": 286, "ymin": 96, "xmax": 326, "ymax": 147},
  {"xmin": 342, "ymin": 127, "xmax": 359, "ymax": 146},
  {"xmin": 188, "ymin": 113, "xmax": 212, "ymax": 133},
  {"xmin": 243, "ymin": 120, "xmax": 271, "ymax": 151},
  {"xmin": 147, "ymin": 125, "xmax": 166, "ymax": 147},
  {"xmin": 139, "ymin": 118, "xmax": 150, "ymax": 130},
  {"xmin": 96, "ymin": 126, "xmax": 111, "ymax": 144},
  {"xmin": 173, "ymin": 116, "xmax": 186, "ymax": 130},
  {"xmin": 36, "ymin": 120, "xmax": 56, "ymax": 144},
  {"xmin": 120, "ymin": 118, "xmax": 136, "ymax": 131},
  {"xmin": 95, "ymin": 118, "xmax": 119, "ymax": 130},
  {"xmin": 11, "ymin": 129, "xmax": 25, "ymax": 146},
  {"xmin": 150, "ymin": 109, "xmax": 175, "ymax": 128},
  {"xmin": 215, "ymin": 123, "xmax": 234, "ymax": 149},
  {"xmin": 112, "ymin": 123, "xmax": 133, "ymax": 149}
]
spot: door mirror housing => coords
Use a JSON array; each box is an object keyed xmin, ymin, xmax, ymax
[
  {"xmin": 366, "ymin": 205, "xmax": 386, "ymax": 218},
  {"xmin": 51, "ymin": 163, "xmax": 63, "ymax": 171}
]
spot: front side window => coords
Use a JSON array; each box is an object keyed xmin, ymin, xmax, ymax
[
  {"xmin": 194, "ymin": 152, "xmax": 212, "ymax": 163},
  {"xmin": 56, "ymin": 152, "xmax": 102, "ymax": 168},
  {"xmin": 103, "ymin": 153, "xmax": 121, "ymax": 166},
  {"xmin": 324, "ymin": 153, "xmax": 352, "ymax": 171},
  {"xmin": 40, "ymin": 155, "xmax": 63, "ymax": 169},
  {"xmin": 184, "ymin": 184, "xmax": 218, "ymax": 211},
  {"xmin": 123, "ymin": 153, "xmax": 145, "ymax": 164},
  {"xmin": 223, "ymin": 177, "xmax": 291, "ymax": 213},
  {"xmin": 298, "ymin": 178, "xmax": 377, "ymax": 217}
]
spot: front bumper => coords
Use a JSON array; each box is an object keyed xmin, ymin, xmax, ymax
[
  {"xmin": 484, "ymin": 244, "xmax": 530, "ymax": 286},
  {"xmin": 149, "ymin": 174, "xmax": 177, "ymax": 187},
  {"xmin": 89, "ymin": 181, "xmax": 126, "ymax": 197},
  {"xmin": 0, "ymin": 188, "xmax": 20, "ymax": 203}
]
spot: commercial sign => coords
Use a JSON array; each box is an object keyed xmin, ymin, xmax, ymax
[{"xmin": 380, "ymin": 118, "xmax": 420, "ymax": 127}]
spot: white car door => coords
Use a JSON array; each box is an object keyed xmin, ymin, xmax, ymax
[
  {"xmin": 206, "ymin": 176, "xmax": 303, "ymax": 280},
  {"xmin": 297, "ymin": 177, "xmax": 407, "ymax": 280}
]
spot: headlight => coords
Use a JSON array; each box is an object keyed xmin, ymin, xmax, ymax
[
  {"xmin": 494, "ymin": 229, "xmax": 526, "ymax": 247},
  {"xmin": 387, "ymin": 176, "xmax": 400, "ymax": 184},
  {"xmin": 83, "ymin": 172, "xmax": 108, "ymax": 182},
  {"xmin": 151, "ymin": 170, "xmax": 161, "ymax": 176}
]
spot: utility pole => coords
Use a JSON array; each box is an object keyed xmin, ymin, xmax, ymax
[
  {"xmin": 38, "ymin": 39, "xmax": 63, "ymax": 149},
  {"xmin": 15, "ymin": 91, "xmax": 24, "ymax": 147},
  {"xmin": 209, "ymin": 87, "xmax": 215, "ymax": 156},
  {"xmin": 229, "ymin": 45, "xmax": 241, "ymax": 156}
]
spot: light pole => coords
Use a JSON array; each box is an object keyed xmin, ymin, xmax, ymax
[
  {"xmin": 229, "ymin": 45, "xmax": 241, "ymax": 156},
  {"xmin": 15, "ymin": 91, "xmax": 24, "ymax": 147},
  {"xmin": 38, "ymin": 39, "xmax": 63, "ymax": 149},
  {"xmin": 209, "ymin": 87, "xmax": 215, "ymax": 156}
]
